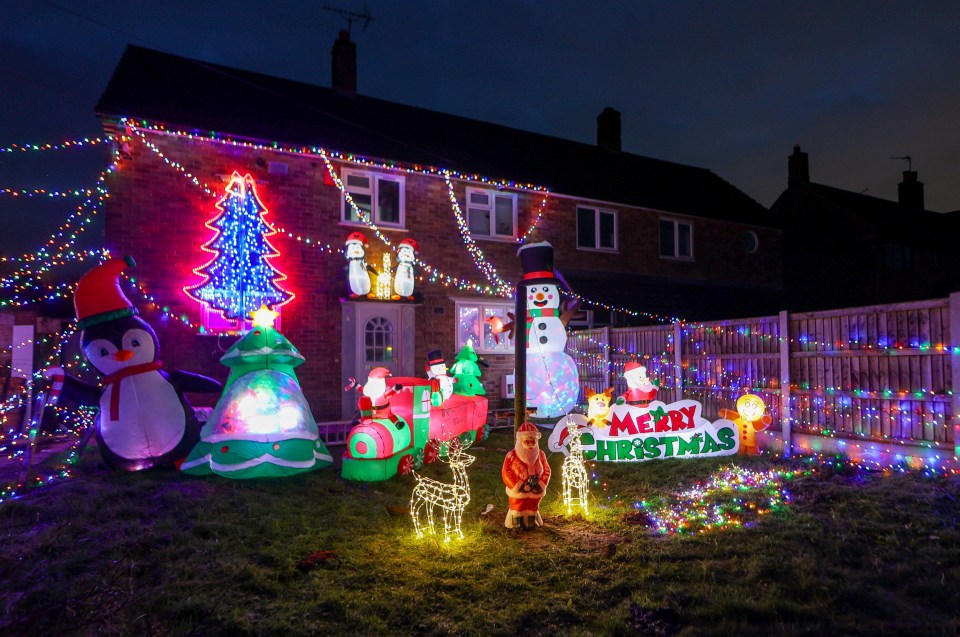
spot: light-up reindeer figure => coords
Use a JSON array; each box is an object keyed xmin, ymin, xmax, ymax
[
  {"xmin": 410, "ymin": 437, "xmax": 475, "ymax": 541},
  {"xmin": 561, "ymin": 417, "xmax": 589, "ymax": 516}
]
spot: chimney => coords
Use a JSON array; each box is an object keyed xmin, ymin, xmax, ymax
[
  {"xmin": 898, "ymin": 170, "xmax": 925, "ymax": 212},
  {"xmin": 788, "ymin": 144, "xmax": 809, "ymax": 187},
  {"xmin": 332, "ymin": 29, "xmax": 356, "ymax": 96},
  {"xmin": 597, "ymin": 107, "xmax": 621, "ymax": 151}
]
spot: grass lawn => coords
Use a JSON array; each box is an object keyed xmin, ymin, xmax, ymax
[{"xmin": 1, "ymin": 428, "xmax": 958, "ymax": 636}]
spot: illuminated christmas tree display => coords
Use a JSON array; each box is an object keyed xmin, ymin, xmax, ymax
[
  {"xmin": 449, "ymin": 340, "xmax": 486, "ymax": 397},
  {"xmin": 181, "ymin": 306, "xmax": 332, "ymax": 478},
  {"xmin": 186, "ymin": 172, "xmax": 293, "ymax": 319}
]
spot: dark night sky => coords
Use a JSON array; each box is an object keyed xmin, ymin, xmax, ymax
[{"xmin": 2, "ymin": 1, "xmax": 959, "ymax": 256}]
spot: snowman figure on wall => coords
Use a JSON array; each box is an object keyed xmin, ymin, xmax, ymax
[
  {"xmin": 44, "ymin": 257, "xmax": 221, "ymax": 472},
  {"xmin": 512, "ymin": 241, "xmax": 581, "ymax": 418},
  {"xmin": 392, "ymin": 237, "xmax": 419, "ymax": 300},
  {"xmin": 344, "ymin": 231, "xmax": 377, "ymax": 298}
]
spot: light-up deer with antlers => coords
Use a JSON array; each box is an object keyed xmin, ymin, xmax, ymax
[
  {"xmin": 561, "ymin": 417, "xmax": 590, "ymax": 516},
  {"xmin": 410, "ymin": 437, "xmax": 475, "ymax": 541}
]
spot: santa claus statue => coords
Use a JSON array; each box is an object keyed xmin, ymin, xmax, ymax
[{"xmin": 502, "ymin": 422, "xmax": 551, "ymax": 529}]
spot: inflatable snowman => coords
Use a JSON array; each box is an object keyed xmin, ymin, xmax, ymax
[{"xmin": 517, "ymin": 242, "xmax": 580, "ymax": 417}]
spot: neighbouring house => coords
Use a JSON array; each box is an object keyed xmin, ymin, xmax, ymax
[
  {"xmin": 772, "ymin": 145, "xmax": 960, "ymax": 311},
  {"xmin": 94, "ymin": 35, "xmax": 783, "ymax": 419}
]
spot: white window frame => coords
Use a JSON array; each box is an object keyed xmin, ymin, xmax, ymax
[
  {"xmin": 341, "ymin": 168, "xmax": 405, "ymax": 229},
  {"xmin": 659, "ymin": 218, "xmax": 694, "ymax": 260},
  {"xmin": 465, "ymin": 187, "xmax": 517, "ymax": 241},
  {"xmin": 454, "ymin": 299, "xmax": 515, "ymax": 354},
  {"xmin": 576, "ymin": 205, "xmax": 618, "ymax": 252}
]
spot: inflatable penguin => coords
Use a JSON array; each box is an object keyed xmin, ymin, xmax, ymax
[
  {"xmin": 393, "ymin": 237, "xmax": 419, "ymax": 300},
  {"xmin": 45, "ymin": 256, "xmax": 221, "ymax": 471},
  {"xmin": 344, "ymin": 231, "xmax": 377, "ymax": 298}
]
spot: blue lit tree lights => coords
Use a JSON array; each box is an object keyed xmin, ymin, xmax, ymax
[{"xmin": 185, "ymin": 171, "xmax": 293, "ymax": 319}]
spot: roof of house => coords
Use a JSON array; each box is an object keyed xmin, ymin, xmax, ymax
[
  {"xmin": 96, "ymin": 45, "xmax": 774, "ymax": 228},
  {"xmin": 772, "ymin": 181, "xmax": 957, "ymax": 243}
]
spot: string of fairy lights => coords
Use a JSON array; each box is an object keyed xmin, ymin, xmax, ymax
[{"xmin": 1, "ymin": 125, "xmax": 958, "ymax": 507}]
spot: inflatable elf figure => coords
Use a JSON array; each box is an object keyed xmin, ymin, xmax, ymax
[{"xmin": 181, "ymin": 305, "xmax": 333, "ymax": 478}]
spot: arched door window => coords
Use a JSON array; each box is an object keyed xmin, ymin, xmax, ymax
[{"xmin": 364, "ymin": 316, "xmax": 394, "ymax": 363}]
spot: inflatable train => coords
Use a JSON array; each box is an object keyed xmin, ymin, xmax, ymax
[{"xmin": 341, "ymin": 377, "xmax": 488, "ymax": 482}]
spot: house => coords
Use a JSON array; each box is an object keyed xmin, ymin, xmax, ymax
[
  {"xmin": 772, "ymin": 145, "xmax": 960, "ymax": 311},
  {"xmin": 94, "ymin": 35, "xmax": 783, "ymax": 419}
]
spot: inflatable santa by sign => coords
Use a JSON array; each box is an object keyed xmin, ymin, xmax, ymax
[
  {"xmin": 618, "ymin": 362, "xmax": 659, "ymax": 409},
  {"xmin": 502, "ymin": 422, "xmax": 551, "ymax": 529}
]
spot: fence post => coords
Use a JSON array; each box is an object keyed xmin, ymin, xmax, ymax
[
  {"xmin": 603, "ymin": 326, "xmax": 611, "ymax": 388},
  {"xmin": 779, "ymin": 310, "xmax": 792, "ymax": 457},
  {"xmin": 673, "ymin": 321, "xmax": 683, "ymax": 401},
  {"xmin": 950, "ymin": 293, "xmax": 960, "ymax": 460}
]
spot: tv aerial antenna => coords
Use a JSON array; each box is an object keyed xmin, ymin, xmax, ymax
[
  {"xmin": 890, "ymin": 155, "xmax": 913, "ymax": 171},
  {"xmin": 323, "ymin": 3, "xmax": 373, "ymax": 36}
]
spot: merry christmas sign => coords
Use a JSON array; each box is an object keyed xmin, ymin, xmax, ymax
[{"xmin": 547, "ymin": 399, "xmax": 739, "ymax": 462}]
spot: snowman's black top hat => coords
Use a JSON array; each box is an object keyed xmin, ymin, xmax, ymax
[
  {"xmin": 517, "ymin": 241, "xmax": 557, "ymax": 285},
  {"xmin": 427, "ymin": 350, "xmax": 444, "ymax": 365}
]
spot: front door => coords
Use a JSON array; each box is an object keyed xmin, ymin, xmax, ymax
[{"xmin": 341, "ymin": 301, "xmax": 415, "ymax": 419}]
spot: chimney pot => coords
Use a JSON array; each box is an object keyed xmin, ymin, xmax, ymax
[
  {"xmin": 332, "ymin": 29, "xmax": 357, "ymax": 96},
  {"xmin": 597, "ymin": 107, "xmax": 621, "ymax": 151},
  {"xmin": 788, "ymin": 144, "xmax": 810, "ymax": 187}
]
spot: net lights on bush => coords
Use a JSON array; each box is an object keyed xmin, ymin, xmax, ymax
[{"xmin": 641, "ymin": 465, "xmax": 802, "ymax": 535}]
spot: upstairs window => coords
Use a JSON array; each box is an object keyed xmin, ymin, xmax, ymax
[
  {"xmin": 577, "ymin": 206, "xmax": 617, "ymax": 251},
  {"xmin": 342, "ymin": 168, "xmax": 405, "ymax": 228},
  {"xmin": 466, "ymin": 188, "xmax": 516, "ymax": 240},
  {"xmin": 659, "ymin": 218, "xmax": 693, "ymax": 259}
]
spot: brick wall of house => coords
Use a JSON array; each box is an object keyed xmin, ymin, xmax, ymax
[{"xmin": 103, "ymin": 126, "xmax": 781, "ymax": 417}]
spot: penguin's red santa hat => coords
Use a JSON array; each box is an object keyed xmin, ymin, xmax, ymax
[
  {"xmin": 73, "ymin": 256, "xmax": 138, "ymax": 329},
  {"xmin": 398, "ymin": 237, "xmax": 419, "ymax": 254},
  {"xmin": 345, "ymin": 231, "xmax": 368, "ymax": 247}
]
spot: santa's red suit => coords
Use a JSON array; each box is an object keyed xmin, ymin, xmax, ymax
[
  {"xmin": 502, "ymin": 423, "xmax": 551, "ymax": 526},
  {"xmin": 623, "ymin": 386, "xmax": 657, "ymax": 407}
]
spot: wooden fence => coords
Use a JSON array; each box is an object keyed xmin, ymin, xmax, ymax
[{"xmin": 567, "ymin": 294, "xmax": 960, "ymax": 467}]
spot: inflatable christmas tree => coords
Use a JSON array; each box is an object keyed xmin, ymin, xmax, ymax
[
  {"xmin": 450, "ymin": 340, "xmax": 486, "ymax": 396},
  {"xmin": 182, "ymin": 306, "xmax": 332, "ymax": 478}
]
